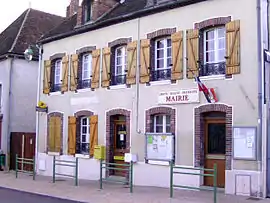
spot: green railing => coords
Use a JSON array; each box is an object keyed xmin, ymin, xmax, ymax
[
  {"xmin": 52, "ymin": 156, "xmax": 79, "ymax": 186},
  {"xmin": 15, "ymin": 154, "xmax": 35, "ymax": 180},
  {"xmin": 170, "ymin": 162, "xmax": 217, "ymax": 203},
  {"xmin": 99, "ymin": 160, "xmax": 134, "ymax": 193}
]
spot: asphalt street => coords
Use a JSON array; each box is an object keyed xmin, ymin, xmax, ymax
[{"xmin": 0, "ymin": 187, "xmax": 85, "ymax": 203}]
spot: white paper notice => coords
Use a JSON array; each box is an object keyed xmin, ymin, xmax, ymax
[
  {"xmin": 120, "ymin": 134, "xmax": 124, "ymax": 141},
  {"xmin": 246, "ymin": 137, "xmax": 253, "ymax": 148}
]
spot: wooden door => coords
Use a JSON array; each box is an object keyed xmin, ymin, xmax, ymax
[
  {"xmin": 204, "ymin": 119, "xmax": 226, "ymax": 188},
  {"xmin": 0, "ymin": 119, "xmax": 2, "ymax": 148},
  {"xmin": 23, "ymin": 133, "xmax": 36, "ymax": 171},
  {"xmin": 113, "ymin": 121, "xmax": 127, "ymax": 177}
]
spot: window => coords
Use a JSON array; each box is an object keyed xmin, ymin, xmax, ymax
[
  {"xmin": 79, "ymin": 117, "xmax": 90, "ymax": 154},
  {"xmin": 201, "ymin": 27, "xmax": 226, "ymax": 76},
  {"xmin": 152, "ymin": 38, "xmax": 172, "ymax": 81},
  {"xmin": 81, "ymin": 53, "xmax": 92, "ymax": 88},
  {"xmin": 111, "ymin": 46, "xmax": 127, "ymax": 85},
  {"xmin": 83, "ymin": 0, "xmax": 92, "ymax": 23},
  {"xmin": 53, "ymin": 59, "xmax": 62, "ymax": 92},
  {"xmin": 151, "ymin": 114, "xmax": 171, "ymax": 133}
]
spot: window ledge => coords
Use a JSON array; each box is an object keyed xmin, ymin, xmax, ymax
[
  {"xmin": 76, "ymin": 88, "xmax": 92, "ymax": 93},
  {"xmin": 47, "ymin": 152, "xmax": 60, "ymax": 156},
  {"xmin": 149, "ymin": 80, "xmax": 171, "ymax": 86},
  {"xmin": 49, "ymin": 91, "xmax": 62, "ymax": 96},
  {"xmin": 75, "ymin": 154, "xmax": 90, "ymax": 159},
  {"xmin": 109, "ymin": 84, "xmax": 126, "ymax": 90},
  {"xmin": 196, "ymin": 74, "xmax": 225, "ymax": 81}
]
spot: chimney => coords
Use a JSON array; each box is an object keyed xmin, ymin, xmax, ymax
[{"xmin": 66, "ymin": 0, "xmax": 79, "ymax": 17}]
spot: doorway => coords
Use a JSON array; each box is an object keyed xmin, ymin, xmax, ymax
[{"xmin": 204, "ymin": 117, "xmax": 226, "ymax": 188}]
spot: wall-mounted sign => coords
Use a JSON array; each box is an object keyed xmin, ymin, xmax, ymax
[{"xmin": 158, "ymin": 88, "xmax": 199, "ymax": 105}]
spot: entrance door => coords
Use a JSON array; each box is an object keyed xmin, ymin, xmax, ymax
[
  {"xmin": 204, "ymin": 119, "xmax": 226, "ymax": 188},
  {"xmin": 113, "ymin": 121, "xmax": 127, "ymax": 177}
]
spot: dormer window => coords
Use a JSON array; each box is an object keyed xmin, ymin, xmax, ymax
[{"xmin": 83, "ymin": 0, "xmax": 92, "ymax": 23}]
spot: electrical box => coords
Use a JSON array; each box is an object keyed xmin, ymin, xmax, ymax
[{"xmin": 94, "ymin": 145, "xmax": 106, "ymax": 160}]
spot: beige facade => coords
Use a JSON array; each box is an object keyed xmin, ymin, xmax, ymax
[{"xmin": 36, "ymin": 0, "xmax": 263, "ymax": 197}]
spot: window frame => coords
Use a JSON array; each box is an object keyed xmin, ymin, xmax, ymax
[
  {"xmin": 114, "ymin": 45, "xmax": 127, "ymax": 76},
  {"xmin": 154, "ymin": 37, "xmax": 172, "ymax": 71},
  {"xmin": 83, "ymin": 0, "xmax": 92, "ymax": 23},
  {"xmin": 203, "ymin": 26, "xmax": 226, "ymax": 65},
  {"xmin": 82, "ymin": 53, "xmax": 92, "ymax": 80},
  {"xmin": 79, "ymin": 116, "xmax": 90, "ymax": 155},
  {"xmin": 152, "ymin": 114, "xmax": 171, "ymax": 133},
  {"xmin": 54, "ymin": 59, "xmax": 62, "ymax": 85}
]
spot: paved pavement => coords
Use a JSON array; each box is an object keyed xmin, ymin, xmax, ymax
[
  {"xmin": 0, "ymin": 171, "xmax": 269, "ymax": 203},
  {"xmin": 0, "ymin": 187, "xmax": 84, "ymax": 203}
]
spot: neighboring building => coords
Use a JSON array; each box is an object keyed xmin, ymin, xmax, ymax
[
  {"xmin": 36, "ymin": 0, "xmax": 267, "ymax": 197},
  {"xmin": 0, "ymin": 8, "xmax": 63, "ymax": 167}
]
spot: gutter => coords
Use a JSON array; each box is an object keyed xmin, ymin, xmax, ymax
[
  {"xmin": 38, "ymin": 0, "xmax": 207, "ymax": 44},
  {"xmin": 35, "ymin": 45, "xmax": 43, "ymax": 173},
  {"xmin": 136, "ymin": 18, "xmax": 141, "ymax": 134},
  {"xmin": 256, "ymin": 0, "xmax": 263, "ymax": 198}
]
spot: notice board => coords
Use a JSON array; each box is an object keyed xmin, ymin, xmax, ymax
[
  {"xmin": 233, "ymin": 126, "xmax": 257, "ymax": 160},
  {"xmin": 145, "ymin": 133, "xmax": 175, "ymax": 162}
]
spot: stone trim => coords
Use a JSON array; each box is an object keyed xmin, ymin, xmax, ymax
[
  {"xmin": 76, "ymin": 46, "xmax": 96, "ymax": 54},
  {"xmin": 194, "ymin": 16, "xmax": 231, "ymax": 30},
  {"xmin": 108, "ymin": 38, "xmax": 132, "ymax": 47},
  {"xmin": 50, "ymin": 53, "xmax": 65, "ymax": 61},
  {"xmin": 194, "ymin": 104, "xmax": 232, "ymax": 170},
  {"xmin": 106, "ymin": 109, "xmax": 131, "ymax": 179},
  {"xmin": 47, "ymin": 112, "xmax": 64, "ymax": 155},
  {"xmin": 147, "ymin": 28, "xmax": 176, "ymax": 39},
  {"xmin": 145, "ymin": 106, "xmax": 176, "ymax": 134},
  {"xmin": 74, "ymin": 110, "xmax": 94, "ymax": 117}
]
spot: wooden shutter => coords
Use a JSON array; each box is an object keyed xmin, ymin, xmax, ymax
[
  {"xmin": 68, "ymin": 116, "xmax": 76, "ymax": 155},
  {"xmin": 186, "ymin": 29, "xmax": 199, "ymax": 79},
  {"xmin": 171, "ymin": 31, "xmax": 183, "ymax": 80},
  {"xmin": 43, "ymin": 60, "xmax": 51, "ymax": 94},
  {"xmin": 140, "ymin": 39, "xmax": 150, "ymax": 83},
  {"xmin": 89, "ymin": 115, "xmax": 98, "ymax": 157},
  {"xmin": 102, "ymin": 47, "xmax": 111, "ymax": 88},
  {"xmin": 54, "ymin": 116, "xmax": 61, "ymax": 153},
  {"xmin": 91, "ymin": 49, "xmax": 101, "ymax": 89},
  {"xmin": 61, "ymin": 55, "xmax": 69, "ymax": 93},
  {"xmin": 127, "ymin": 41, "xmax": 137, "ymax": 85},
  {"xmin": 226, "ymin": 20, "xmax": 241, "ymax": 75},
  {"xmin": 48, "ymin": 116, "xmax": 56, "ymax": 152},
  {"xmin": 70, "ymin": 54, "xmax": 79, "ymax": 91}
]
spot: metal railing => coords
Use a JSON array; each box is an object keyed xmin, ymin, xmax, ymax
[
  {"xmin": 99, "ymin": 160, "xmax": 134, "ymax": 193},
  {"xmin": 52, "ymin": 156, "xmax": 79, "ymax": 186},
  {"xmin": 15, "ymin": 154, "xmax": 35, "ymax": 180},
  {"xmin": 110, "ymin": 74, "xmax": 126, "ymax": 86},
  {"xmin": 170, "ymin": 162, "xmax": 217, "ymax": 203},
  {"xmin": 150, "ymin": 68, "xmax": 171, "ymax": 81}
]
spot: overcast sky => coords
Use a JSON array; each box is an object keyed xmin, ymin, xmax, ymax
[{"xmin": 0, "ymin": 0, "xmax": 73, "ymax": 32}]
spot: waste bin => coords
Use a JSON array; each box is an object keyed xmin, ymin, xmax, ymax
[{"xmin": 0, "ymin": 153, "xmax": 5, "ymax": 171}]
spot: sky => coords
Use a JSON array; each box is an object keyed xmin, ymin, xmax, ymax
[{"xmin": 0, "ymin": 0, "xmax": 73, "ymax": 33}]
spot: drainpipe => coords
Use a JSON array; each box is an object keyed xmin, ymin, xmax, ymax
[
  {"xmin": 256, "ymin": 0, "xmax": 263, "ymax": 198},
  {"xmin": 35, "ymin": 45, "xmax": 43, "ymax": 173},
  {"xmin": 6, "ymin": 56, "xmax": 14, "ymax": 170},
  {"xmin": 135, "ymin": 17, "xmax": 141, "ymax": 134}
]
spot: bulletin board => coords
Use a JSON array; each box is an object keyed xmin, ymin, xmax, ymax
[
  {"xmin": 145, "ymin": 133, "xmax": 175, "ymax": 162},
  {"xmin": 233, "ymin": 126, "xmax": 257, "ymax": 160}
]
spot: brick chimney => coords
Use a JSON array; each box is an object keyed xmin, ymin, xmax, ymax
[
  {"xmin": 76, "ymin": 0, "xmax": 118, "ymax": 26},
  {"xmin": 66, "ymin": 0, "xmax": 79, "ymax": 17}
]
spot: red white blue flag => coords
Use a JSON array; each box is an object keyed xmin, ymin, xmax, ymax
[{"xmin": 194, "ymin": 76, "xmax": 218, "ymax": 103}]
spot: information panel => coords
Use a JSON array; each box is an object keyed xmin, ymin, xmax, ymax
[
  {"xmin": 233, "ymin": 126, "xmax": 257, "ymax": 160},
  {"xmin": 145, "ymin": 133, "xmax": 175, "ymax": 162}
]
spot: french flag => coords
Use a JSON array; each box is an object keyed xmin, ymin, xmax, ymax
[{"xmin": 194, "ymin": 76, "xmax": 218, "ymax": 103}]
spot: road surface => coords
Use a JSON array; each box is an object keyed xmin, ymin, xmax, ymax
[{"xmin": 0, "ymin": 187, "xmax": 84, "ymax": 203}]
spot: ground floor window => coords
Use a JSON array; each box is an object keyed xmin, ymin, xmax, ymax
[
  {"xmin": 79, "ymin": 117, "xmax": 90, "ymax": 154},
  {"xmin": 151, "ymin": 114, "xmax": 171, "ymax": 133}
]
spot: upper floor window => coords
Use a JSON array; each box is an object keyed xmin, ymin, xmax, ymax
[
  {"xmin": 81, "ymin": 53, "xmax": 92, "ymax": 89},
  {"xmin": 111, "ymin": 46, "xmax": 127, "ymax": 86},
  {"xmin": 201, "ymin": 27, "xmax": 226, "ymax": 76},
  {"xmin": 83, "ymin": 0, "xmax": 92, "ymax": 23},
  {"xmin": 151, "ymin": 114, "xmax": 171, "ymax": 133},
  {"xmin": 79, "ymin": 117, "xmax": 90, "ymax": 154},
  {"xmin": 53, "ymin": 59, "xmax": 62, "ymax": 92},
  {"xmin": 152, "ymin": 38, "xmax": 172, "ymax": 81}
]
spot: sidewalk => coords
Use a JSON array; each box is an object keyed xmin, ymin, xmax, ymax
[{"xmin": 0, "ymin": 171, "xmax": 269, "ymax": 203}]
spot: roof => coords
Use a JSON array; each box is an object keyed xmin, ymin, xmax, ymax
[
  {"xmin": 39, "ymin": 0, "xmax": 207, "ymax": 44},
  {"xmin": 0, "ymin": 8, "xmax": 64, "ymax": 59}
]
